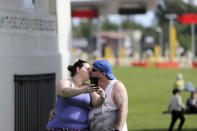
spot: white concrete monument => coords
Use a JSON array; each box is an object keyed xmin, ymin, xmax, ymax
[{"xmin": 0, "ymin": 0, "xmax": 72, "ymax": 130}]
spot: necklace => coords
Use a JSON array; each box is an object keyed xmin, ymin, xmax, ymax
[{"xmin": 72, "ymin": 78, "xmax": 81, "ymax": 87}]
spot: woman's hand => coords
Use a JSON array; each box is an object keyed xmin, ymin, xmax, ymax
[
  {"xmin": 81, "ymin": 84, "xmax": 98, "ymax": 94},
  {"xmin": 57, "ymin": 80, "xmax": 98, "ymax": 97},
  {"xmin": 48, "ymin": 108, "xmax": 56, "ymax": 121}
]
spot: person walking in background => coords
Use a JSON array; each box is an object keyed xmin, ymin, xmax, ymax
[
  {"xmin": 89, "ymin": 60, "xmax": 128, "ymax": 131},
  {"xmin": 46, "ymin": 59, "xmax": 105, "ymax": 131},
  {"xmin": 186, "ymin": 91, "xmax": 197, "ymax": 113},
  {"xmin": 168, "ymin": 88, "xmax": 187, "ymax": 131}
]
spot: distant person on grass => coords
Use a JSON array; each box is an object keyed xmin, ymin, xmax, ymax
[
  {"xmin": 174, "ymin": 73, "xmax": 196, "ymax": 92},
  {"xmin": 186, "ymin": 91, "xmax": 197, "ymax": 113},
  {"xmin": 174, "ymin": 73, "xmax": 185, "ymax": 91},
  {"xmin": 168, "ymin": 88, "xmax": 187, "ymax": 131}
]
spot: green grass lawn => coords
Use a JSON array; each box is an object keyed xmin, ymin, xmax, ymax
[{"xmin": 113, "ymin": 66, "xmax": 197, "ymax": 131}]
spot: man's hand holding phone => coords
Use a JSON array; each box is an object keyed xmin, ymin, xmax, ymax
[{"xmin": 96, "ymin": 87, "xmax": 105, "ymax": 99}]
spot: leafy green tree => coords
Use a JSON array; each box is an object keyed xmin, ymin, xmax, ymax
[
  {"xmin": 73, "ymin": 20, "xmax": 91, "ymax": 38},
  {"xmin": 121, "ymin": 18, "xmax": 143, "ymax": 30},
  {"xmin": 102, "ymin": 18, "xmax": 118, "ymax": 31}
]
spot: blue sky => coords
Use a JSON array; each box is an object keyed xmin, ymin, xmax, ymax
[
  {"xmin": 72, "ymin": 10, "xmax": 156, "ymax": 28},
  {"xmin": 108, "ymin": 10, "xmax": 156, "ymax": 27}
]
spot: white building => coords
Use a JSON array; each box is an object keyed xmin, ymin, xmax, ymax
[{"xmin": 0, "ymin": 0, "xmax": 71, "ymax": 130}]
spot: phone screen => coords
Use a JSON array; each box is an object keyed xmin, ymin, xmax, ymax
[{"xmin": 90, "ymin": 77, "xmax": 98, "ymax": 87}]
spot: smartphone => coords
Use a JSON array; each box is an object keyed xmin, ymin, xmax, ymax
[
  {"xmin": 90, "ymin": 77, "xmax": 98, "ymax": 87},
  {"xmin": 87, "ymin": 84, "xmax": 96, "ymax": 87}
]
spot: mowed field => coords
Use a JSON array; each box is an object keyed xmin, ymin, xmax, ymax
[{"xmin": 113, "ymin": 66, "xmax": 197, "ymax": 131}]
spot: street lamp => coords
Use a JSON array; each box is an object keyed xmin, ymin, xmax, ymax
[{"xmin": 155, "ymin": 27, "xmax": 163, "ymax": 57}]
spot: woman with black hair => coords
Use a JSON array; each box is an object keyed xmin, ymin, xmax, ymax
[{"xmin": 47, "ymin": 59, "xmax": 105, "ymax": 131}]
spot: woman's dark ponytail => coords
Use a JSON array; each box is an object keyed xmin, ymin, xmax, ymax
[
  {"xmin": 67, "ymin": 59, "xmax": 88, "ymax": 77},
  {"xmin": 67, "ymin": 65, "xmax": 73, "ymax": 72}
]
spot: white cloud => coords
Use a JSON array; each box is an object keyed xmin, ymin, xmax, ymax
[
  {"xmin": 132, "ymin": 11, "xmax": 155, "ymax": 27},
  {"xmin": 108, "ymin": 11, "xmax": 156, "ymax": 28},
  {"xmin": 183, "ymin": 0, "xmax": 197, "ymax": 5}
]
